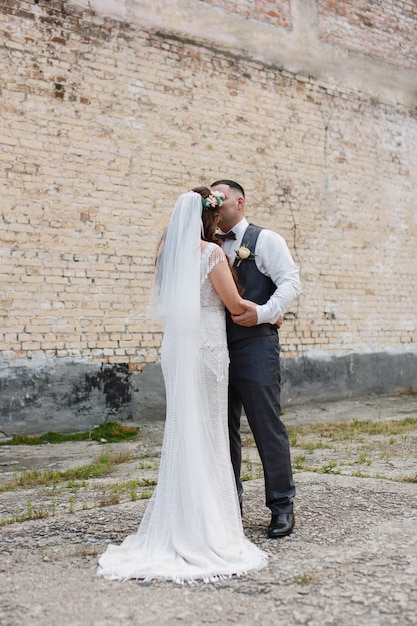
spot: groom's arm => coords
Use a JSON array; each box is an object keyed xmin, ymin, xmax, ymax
[
  {"xmin": 231, "ymin": 230, "xmax": 300, "ymax": 327},
  {"xmin": 231, "ymin": 302, "xmax": 284, "ymax": 328},
  {"xmin": 231, "ymin": 300, "xmax": 258, "ymax": 326},
  {"xmin": 256, "ymin": 231, "xmax": 301, "ymax": 324}
]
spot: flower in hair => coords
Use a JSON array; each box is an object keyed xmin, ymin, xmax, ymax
[{"xmin": 201, "ymin": 190, "xmax": 225, "ymax": 210}]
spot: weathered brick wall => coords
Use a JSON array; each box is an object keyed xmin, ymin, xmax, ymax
[
  {"xmin": 201, "ymin": 0, "xmax": 292, "ymax": 29},
  {"xmin": 1, "ymin": 1, "xmax": 158, "ymax": 371},
  {"xmin": 1, "ymin": 0, "xmax": 416, "ymax": 431},
  {"xmin": 318, "ymin": 0, "xmax": 417, "ymax": 70}
]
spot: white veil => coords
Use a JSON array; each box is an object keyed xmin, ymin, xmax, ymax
[
  {"xmin": 148, "ymin": 191, "xmax": 205, "ymax": 518},
  {"xmin": 149, "ymin": 191, "xmax": 202, "ymax": 331},
  {"xmin": 148, "ymin": 190, "xmax": 213, "ymax": 542}
]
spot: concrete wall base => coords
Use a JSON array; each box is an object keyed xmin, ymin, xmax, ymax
[{"xmin": 1, "ymin": 351, "xmax": 416, "ymax": 436}]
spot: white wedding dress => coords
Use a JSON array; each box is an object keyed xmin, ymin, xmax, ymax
[{"xmin": 97, "ymin": 243, "xmax": 267, "ymax": 583}]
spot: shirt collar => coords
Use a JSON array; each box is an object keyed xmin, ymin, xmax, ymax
[
  {"xmin": 218, "ymin": 217, "xmax": 248, "ymax": 239},
  {"xmin": 231, "ymin": 217, "xmax": 249, "ymax": 242}
]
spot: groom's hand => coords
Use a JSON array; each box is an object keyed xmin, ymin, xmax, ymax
[{"xmin": 231, "ymin": 301, "xmax": 258, "ymax": 327}]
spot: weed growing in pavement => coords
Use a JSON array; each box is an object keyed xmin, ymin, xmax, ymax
[
  {"xmin": 293, "ymin": 455, "xmax": 306, "ymax": 470},
  {"xmin": 0, "ymin": 452, "xmax": 132, "ymax": 493},
  {"xmin": 401, "ymin": 474, "xmax": 417, "ymax": 483},
  {"xmin": 139, "ymin": 461, "xmax": 155, "ymax": 470},
  {"xmin": 287, "ymin": 417, "xmax": 417, "ymax": 442},
  {"xmin": 48, "ymin": 483, "xmax": 61, "ymax": 496},
  {"xmin": 241, "ymin": 453, "xmax": 263, "ymax": 481},
  {"xmin": 66, "ymin": 480, "xmax": 87, "ymax": 491},
  {"xmin": 289, "ymin": 418, "xmax": 416, "ymax": 481},
  {"xmin": 0, "ymin": 499, "xmax": 49, "ymax": 526},
  {"xmin": 99, "ymin": 493, "xmax": 120, "ymax": 507},
  {"xmin": 301, "ymin": 441, "xmax": 333, "ymax": 452},
  {"xmin": 294, "ymin": 573, "xmax": 312, "ymax": 586},
  {"xmin": 316, "ymin": 461, "xmax": 340, "ymax": 474},
  {"xmin": 350, "ymin": 470, "xmax": 371, "ymax": 478},
  {"xmin": 241, "ymin": 454, "xmax": 253, "ymax": 482},
  {"xmin": 357, "ymin": 453, "xmax": 372, "ymax": 465},
  {"xmin": 1, "ymin": 423, "xmax": 139, "ymax": 446},
  {"xmin": 98, "ymin": 478, "xmax": 157, "ymax": 503}
]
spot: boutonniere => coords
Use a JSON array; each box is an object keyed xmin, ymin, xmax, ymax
[{"xmin": 235, "ymin": 244, "xmax": 256, "ymax": 267}]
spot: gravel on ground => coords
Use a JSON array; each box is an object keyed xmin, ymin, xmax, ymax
[{"xmin": 0, "ymin": 393, "xmax": 416, "ymax": 626}]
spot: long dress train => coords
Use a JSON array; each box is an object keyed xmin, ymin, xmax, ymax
[{"xmin": 97, "ymin": 244, "xmax": 267, "ymax": 583}]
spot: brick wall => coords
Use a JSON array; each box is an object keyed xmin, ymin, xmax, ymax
[
  {"xmin": 1, "ymin": 0, "xmax": 416, "ymax": 431},
  {"xmin": 201, "ymin": 0, "xmax": 292, "ymax": 29},
  {"xmin": 318, "ymin": 0, "xmax": 417, "ymax": 70}
]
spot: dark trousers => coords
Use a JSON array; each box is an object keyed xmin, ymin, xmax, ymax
[{"xmin": 228, "ymin": 334, "xmax": 295, "ymax": 514}]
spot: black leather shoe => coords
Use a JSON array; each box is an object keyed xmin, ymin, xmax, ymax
[{"xmin": 267, "ymin": 513, "xmax": 295, "ymax": 538}]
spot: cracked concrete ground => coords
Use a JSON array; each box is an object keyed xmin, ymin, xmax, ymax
[{"xmin": 0, "ymin": 393, "xmax": 416, "ymax": 626}]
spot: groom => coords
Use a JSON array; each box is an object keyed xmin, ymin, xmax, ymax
[{"xmin": 211, "ymin": 179, "xmax": 301, "ymax": 538}]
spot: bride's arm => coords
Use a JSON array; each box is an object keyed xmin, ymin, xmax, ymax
[
  {"xmin": 209, "ymin": 258, "xmax": 247, "ymax": 315},
  {"xmin": 210, "ymin": 255, "xmax": 286, "ymax": 328}
]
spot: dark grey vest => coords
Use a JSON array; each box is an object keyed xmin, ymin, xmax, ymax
[{"xmin": 226, "ymin": 224, "xmax": 277, "ymax": 344}]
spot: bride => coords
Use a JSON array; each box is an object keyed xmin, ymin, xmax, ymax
[{"xmin": 97, "ymin": 187, "xmax": 267, "ymax": 583}]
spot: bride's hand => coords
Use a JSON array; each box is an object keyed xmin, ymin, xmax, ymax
[{"xmin": 231, "ymin": 299, "xmax": 258, "ymax": 327}]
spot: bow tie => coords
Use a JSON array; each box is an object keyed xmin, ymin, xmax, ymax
[{"xmin": 217, "ymin": 231, "xmax": 236, "ymax": 241}]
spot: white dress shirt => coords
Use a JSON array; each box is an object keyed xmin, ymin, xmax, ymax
[{"xmin": 219, "ymin": 218, "xmax": 301, "ymax": 324}]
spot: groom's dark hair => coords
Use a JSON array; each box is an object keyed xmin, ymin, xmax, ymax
[{"xmin": 211, "ymin": 179, "xmax": 245, "ymax": 198}]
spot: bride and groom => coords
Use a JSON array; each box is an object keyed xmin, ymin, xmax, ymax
[{"xmin": 98, "ymin": 180, "xmax": 301, "ymax": 583}]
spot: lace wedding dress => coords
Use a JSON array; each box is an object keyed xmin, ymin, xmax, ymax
[{"xmin": 97, "ymin": 243, "xmax": 267, "ymax": 583}]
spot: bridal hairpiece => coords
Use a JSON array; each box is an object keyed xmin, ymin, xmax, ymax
[{"xmin": 201, "ymin": 190, "xmax": 225, "ymax": 210}]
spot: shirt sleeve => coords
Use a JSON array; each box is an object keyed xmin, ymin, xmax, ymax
[{"xmin": 254, "ymin": 229, "xmax": 302, "ymax": 325}]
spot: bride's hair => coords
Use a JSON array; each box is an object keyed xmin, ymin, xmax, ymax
[
  {"xmin": 153, "ymin": 187, "xmax": 241, "ymax": 298},
  {"xmin": 192, "ymin": 186, "xmax": 222, "ymax": 245},
  {"xmin": 154, "ymin": 186, "xmax": 221, "ymax": 267},
  {"xmin": 192, "ymin": 186, "xmax": 241, "ymax": 293}
]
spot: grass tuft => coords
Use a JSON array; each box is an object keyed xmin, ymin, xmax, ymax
[
  {"xmin": 288, "ymin": 417, "xmax": 417, "ymax": 442},
  {"xmin": 1, "ymin": 422, "xmax": 139, "ymax": 446},
  {"xmin": 0, "ymin": 452, "xmax": 132, "ymax": 492}
]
